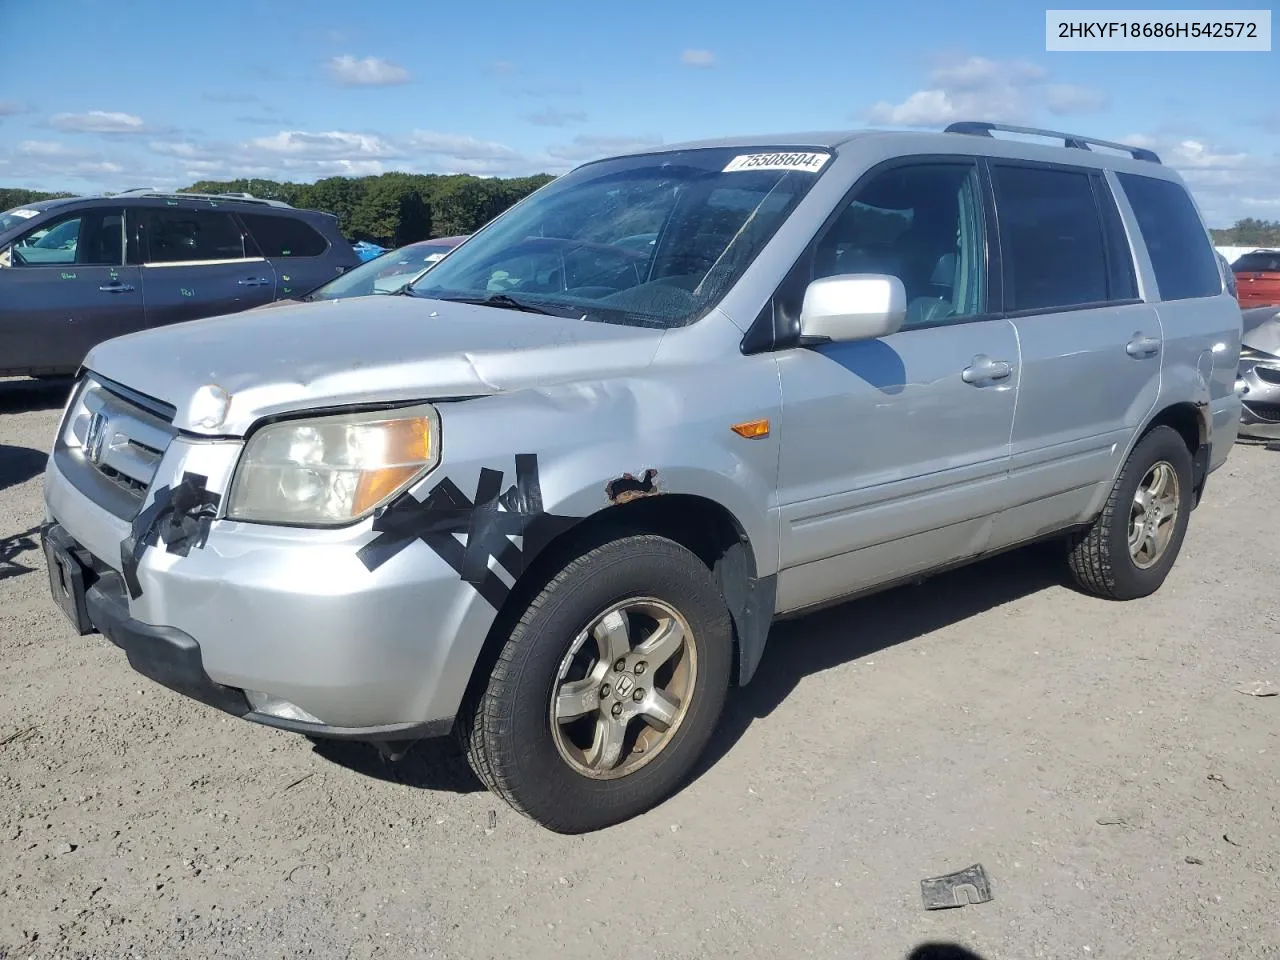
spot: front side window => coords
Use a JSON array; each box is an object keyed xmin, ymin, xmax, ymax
[
  {"xmin": 814, "ymin": 163, "xmax": 986, "ymax": 328},
  {"xmin": 991, "ymin": 165, "xmax": 1109, "ymax": 313},
  {"xmin": 140, "ymin": 208, "xmax": 250, "ymax": 264},
  {"xmin": 1117, "ymin": 172, "xmax": 1221, "ymax": 301},
  {"xmin": 408, "ymin": 147, "xmax": 832, "ymax": 328},
  {"xmin": 240, "ymin": 214, "xmax": 328, "ymax": 258},
  {"xmin": 8, "ymin": 209, "xmax": 125, "ymax": 267}
]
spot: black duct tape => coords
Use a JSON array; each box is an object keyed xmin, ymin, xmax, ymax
[
  {"xmin": 357, "ymin": 453, "xmax": 577, "ymax": 608},
  {"xmin": 120, "ymin": 472, "xmax": 221, "ymax": 600}
]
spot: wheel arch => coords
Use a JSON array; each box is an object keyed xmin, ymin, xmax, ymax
[
  {"xmin": 1134, "ymin": 401, "xmax": 1211, "ymax": 503},
  {"xmin": 460, "ymin": 493, "xmax": 776, "ymax": 719}
]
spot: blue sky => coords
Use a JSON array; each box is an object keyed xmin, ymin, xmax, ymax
[{"xmin": 0, "ymin": 0, "xmax": 1275, "ymax": 226}]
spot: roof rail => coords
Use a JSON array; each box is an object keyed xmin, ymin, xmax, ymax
[
  {"xmin": 943, "ymin": 121, "xmax": 1161, "ymax": 164},
  {"xmin": 105, "ymin": 189, "xmax": 294, "ymax": 209}
]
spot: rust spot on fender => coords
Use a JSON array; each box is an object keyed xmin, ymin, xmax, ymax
[{"xmin": 606, "ymin": 469, "xmax": 660, "ymax": 504}]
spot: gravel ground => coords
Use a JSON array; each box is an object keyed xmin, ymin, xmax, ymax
[{"xmin": 1, "ymin": 377, "xmax": 1277, "ymax": 960}]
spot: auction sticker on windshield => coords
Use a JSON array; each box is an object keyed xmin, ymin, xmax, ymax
[
  {"xmin": 8, "ymin": 209, "xmax": 41, "ymax": 219},
  {"xmin": 722, "ymin": 152, "xmax": 830, "ymax": 174}
]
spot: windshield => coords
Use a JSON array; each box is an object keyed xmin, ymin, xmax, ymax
[
  {"xmin": 305, "ymin": 241, "xmax": 460, "ymax": 301},
  {"xmin": 406, "ymin": 146, "xmax": 832, "ymax": 328},
  {"xmin": 0, "ymin": 204, "xmax": 50, "ymax": 233}
]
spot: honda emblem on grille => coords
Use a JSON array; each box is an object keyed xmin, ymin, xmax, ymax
[{"xmin": 84, "ymin": 411, "xmax": 110, "ymax": 466}]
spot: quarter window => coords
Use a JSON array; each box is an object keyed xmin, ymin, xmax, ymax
[
  {"xmin": 1116, "ymin": 173, "xmax": 1221, "ymax": 301},
  {"xmin": 815, "ymin": 163, "xmax": 986, "ymax": 328},
  {"xmin": 140, "ymin": 209, "xmax": 250, "ymax": 264},
  {"xmin": 239, "ymin": 214, "xmax": 328, "ymax": 258},
  {"xmin": 991, "ymin": 165, "xmax": 1109, "ymax": 312}
]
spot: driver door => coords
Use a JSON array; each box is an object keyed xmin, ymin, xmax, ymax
[
  {"xmin": 774, "ymin": 159, "xmax": 1020, "ymax": 612},
  {"xmin": 0, "ymin": 206, "xmax": 144, "ymax": 374}
]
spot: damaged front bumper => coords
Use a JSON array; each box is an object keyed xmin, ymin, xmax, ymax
[{"xmin": 42, "ymin": 419, "xmax": 497, "ymax": 742}]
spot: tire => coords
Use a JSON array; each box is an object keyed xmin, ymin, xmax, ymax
[
  {"xmin": 458, "ymin": 534, "xmax": 733, "ymax": 833},
  {"xmin": 1067, "ymin": 424, "xmax": 1194, "ymax": 600}
]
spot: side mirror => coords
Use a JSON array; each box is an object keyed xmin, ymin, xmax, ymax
[{"xmin": 798, "ymin": 274, "xmax": 906, "ymax": 344}]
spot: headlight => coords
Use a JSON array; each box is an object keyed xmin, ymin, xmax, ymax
[{"xmin": 227, "ymin": 404, "xmax": 440, "ymax": 526}]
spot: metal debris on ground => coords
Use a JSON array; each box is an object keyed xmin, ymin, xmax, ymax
[
  {"xmin": 1207, "ymin": 774, "xmax": 1230, "ymax": 789},
  {"xmin": 487, "ymin": 809, "xmax": 497, "ymax": 830},
  {"xmin": 1096, "ymin": 816, "xmax": 1128, "ymax": 826},
  {"xmin": 1234, "ymin": 681, "xmax": 1278, "ymax": 697},
  {"xmin": 1223, "ymin": 834, "xmax": 1242, "ymax": 847},
  {"xmin": 920, "ymin": 863, "xmax": 993, "ymax": 910},
  {"xmin": 1185, "ymin": 856, "xmax": 1205, "ymax": 865}
]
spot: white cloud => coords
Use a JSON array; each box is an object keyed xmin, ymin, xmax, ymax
[
  {"xmin": 326, "ymin": 55, "xmax": 411, "ymax": 86},
  {"xmin": 49, "ymin": 110, "xmax": 147, "ymax": 134},
  {"xmin": 545, "ymin": 134, "xmax": 664, "ymax": 164},
  {"xmin": 406, "ymin": 131, "xmax": 522, "ymax": 162},
  {"xmin": 136, "ymin": 126, "xmax": 536, "ymax": 182},
  {"xmin": 1119, "ymin": 132, "xmax": 1279, "ymax": 227},
  {"xmin": 1046, "ymin": 83, "xmax": 1109, "ymax": 115},
  {"xmin": 681, "ymin": 49, "xmax": 716, "ymax": 67},
  {"xmin": 248, "ymin": 130, "xmax": 399, "ymax": 157},
  {"xmin": 18, "ymin": 140, "xmax": 88, "ymax": 158},
  {"xmin": 525, "ymin": 107, "xmax": 588, "ymax": 127},
  {"xmin": 866, "ymin": 56, "xmax": 1107, "ymax": 127}
]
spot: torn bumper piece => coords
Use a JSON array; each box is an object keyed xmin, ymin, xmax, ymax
[{"xmin": 58, "ymin": 527, "xmax": 446, "ymax": 743}]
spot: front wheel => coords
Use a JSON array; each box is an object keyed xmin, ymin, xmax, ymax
[
  {"xmin": 1066, "ymin": 425, "xmax": 1194, "ymax": 600},
  {"xmin": 459, "ymin": 534, "xmax": 733, "ymax": 833}
]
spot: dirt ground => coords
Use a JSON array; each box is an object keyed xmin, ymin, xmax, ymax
[{"xmin": 1, "ymin": 377, "xmax": 1277, "ymax": 960}]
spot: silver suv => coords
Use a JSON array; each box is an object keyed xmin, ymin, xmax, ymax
[{"xmin": 41, "ymin": 122, "xmax": 1243, "ymax": 833}]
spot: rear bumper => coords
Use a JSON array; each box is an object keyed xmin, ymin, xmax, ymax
[{"xmin": 46, "ymin": 522, "xmax": 449, "ymax": 743}]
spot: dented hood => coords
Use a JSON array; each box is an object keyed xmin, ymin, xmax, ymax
[
  {"xmin": 82, "ymin": 295, "xmax": 665, "ymax": 435},
  {"xmin": 1242, "ymin": 307, "xmax": 1280, "ymax": 355}
]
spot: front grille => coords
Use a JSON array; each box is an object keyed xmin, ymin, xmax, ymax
[
  {"xmin": 1254, "ymin": 364, "xmax": 1280, "ymax": 387},
  {"xmin": 55, "ymin": 376, "xmax": 178, "ymax": 519}
]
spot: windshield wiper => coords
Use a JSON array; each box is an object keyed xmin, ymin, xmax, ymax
[{"xmin": 432, "ymin": 293, "xmax": 586, "ymax": 319}]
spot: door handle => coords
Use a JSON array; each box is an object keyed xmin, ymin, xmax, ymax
[
  {"xmin": 962, "ymin": 355, "xmax": 1013, "ymax": 384},
  {"xmin": 98, "ymin": 281, "xmax": 135, "ymax": 293},
  {"xmin": 237, "ymin": 277, "xmax": 269, "ymax": 286},
  {"xmin": 1126, "ymin": 335, "xmax": 1160, "ymax": 358}
]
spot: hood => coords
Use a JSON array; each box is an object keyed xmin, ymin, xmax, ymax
[
  {"xmin": 83, "ymin": 295, "xmax": 665, "ymax": 435},
  {"xmin": 1242, "ymin": 308, "xmax": 1280, "ymax": 356}
]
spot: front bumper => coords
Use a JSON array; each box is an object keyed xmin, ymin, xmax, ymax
[
  {"xmin": 1236, "ymin": 358, "xmax": 1280, "ymax": 440},
  {"xmin": 43, "ymin": 441, "xmax": 500, "ymax": 739},
  {"xmin": 45, "ymin": 522, "xmax": 452, "ymax": 741}
]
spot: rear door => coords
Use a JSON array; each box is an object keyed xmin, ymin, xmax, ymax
[
  {"xmin": 986, "ymin": 160, "xmax": 1161, "ymax": 550},
  {"xmin": 137, "ymin": 205, "xmax": 276, "ymax": 328},
  {"xmin": 0, "ymin": 205, "xmax": 144, "ymax": 374},
  {"xmin": 237, "ymin": 212, "xmax": 336, "ymax": 298}
]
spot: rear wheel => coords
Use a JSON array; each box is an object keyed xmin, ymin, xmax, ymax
[
  {"xmin": 1067, "ymin": 425, "xmax": 1194, "ymax": 599},
  {"xmin": 459, "ymin": 534, "xmax": 733, "ymax": 833}
]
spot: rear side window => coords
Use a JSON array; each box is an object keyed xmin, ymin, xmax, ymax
[
  {"xmin": 141, "ymin": 209, "xmax": 249, "ymax": 263},
  {"xmin": 1233, "ymin": 252, "xmax": 1280, "ymax": 273},
  {"xmin": 990, "ymin": 164, "xmax": 1109, "ymax": 312},
  {"xmin": 240, "ymin": 214, "xmax": 328, "ymax": 258},
  {"xmin": 1116, "ymin": 173, "xmax": 1221, "ymax": 301}
]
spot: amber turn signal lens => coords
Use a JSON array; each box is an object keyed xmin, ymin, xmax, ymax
[
  {"xmin": 351, "ymin": 417, "xmax": 433, "ymax": 515},
  {"xmin": 730, "ymin": 418, "xmax": 770, "ymax": 439}
]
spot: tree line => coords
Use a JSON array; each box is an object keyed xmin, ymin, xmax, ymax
[
  {"xmin": 5, "ymin": 180, "xmax": 1280, "ymax": 249},
  {"xmin": 1, "ymin": 171, "xmax": 556, "ymax": 247}
]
